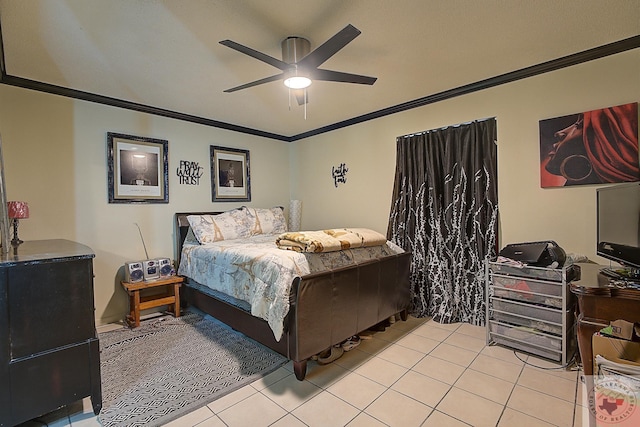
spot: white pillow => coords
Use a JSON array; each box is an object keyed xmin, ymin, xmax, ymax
[
  {"xmin": 246, "ymin": 206, "xmax": 287, "ymax": 235},
  {"xmin": 186, "ymin": 208, "xmax": 253, "ymax": 243}
]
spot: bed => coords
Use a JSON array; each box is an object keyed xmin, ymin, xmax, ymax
[{"xmin": 174, "ymin": 208, "xmax": 411, "ymax": 380}]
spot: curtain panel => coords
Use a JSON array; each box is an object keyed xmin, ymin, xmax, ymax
[{"xmin": 387, "ymin": 118, "xmax": 498, "ymax": 325}]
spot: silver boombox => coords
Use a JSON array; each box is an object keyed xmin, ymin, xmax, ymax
[{"xmin": 124, "ymin": 258, "xmax": 174, "ymax": 283}]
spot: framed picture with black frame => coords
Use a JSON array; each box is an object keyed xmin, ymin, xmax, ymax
[
  {"xmin": 210, "ymin": 145, "xmax": 251, "ymax": 202},
  {"xmin": 107, "ymin": 132, "xmax": 169, "ymax": 203}
]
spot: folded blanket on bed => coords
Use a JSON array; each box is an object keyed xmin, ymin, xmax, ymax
[{"xmin": 276, "ymin": 228, "xmax": 387, "ymax": 252}]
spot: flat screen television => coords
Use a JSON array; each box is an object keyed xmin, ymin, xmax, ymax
[{"xmin": 596, "ymin": 182, "xmax": 640, "ymax": 275}]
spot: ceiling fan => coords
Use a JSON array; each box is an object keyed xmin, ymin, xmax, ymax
[{"xmin": 220, "ymin": 24, "xmax": 377, "ymax": 105}]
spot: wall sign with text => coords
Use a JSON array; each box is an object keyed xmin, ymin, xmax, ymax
[
  {"xmin": 332, "ymin": 163, "xmax": 348, "ymax": 187},
  {"xmin": 176, "ymin": 160, "xmax": 204, "ymax": 185}
]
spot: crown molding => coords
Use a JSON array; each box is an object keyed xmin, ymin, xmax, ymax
[{"xmin": 0, "ymin": 18, "xmax": 637, "ymax": 143}]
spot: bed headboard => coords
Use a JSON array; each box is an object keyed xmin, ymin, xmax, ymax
[{"xmin": 174, "ymin": 211, "xmax": 223, "ymax": 265}]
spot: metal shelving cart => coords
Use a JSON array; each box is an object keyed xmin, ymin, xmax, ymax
[{"xmin": 485, "ymin": 260, "xmax": 580, "ymax": 366}]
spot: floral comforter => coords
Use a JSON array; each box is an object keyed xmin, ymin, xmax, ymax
[{"xmin": 178, "ymin": 234, "xmax": 403, "ymax": 341}]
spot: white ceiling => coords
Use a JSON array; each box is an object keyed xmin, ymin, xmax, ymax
[{"xmin": 1, "ymin": 0, "xmax": 639, "ymax": 139}]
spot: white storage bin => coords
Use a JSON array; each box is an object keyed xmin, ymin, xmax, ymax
[
  {"xmin": 489, "ymin": 320, "xmax": 562, "ymax": 361},
  {"xmin": 489, "ymin": 263, "xmax": 579, "ymax": 283},
  {"xmin": 490, "ymin": 309, "xmax": 565, "ymax": 335},
  {"xmin": 492, "ymin": 297, "xmax": 562, "ymax": 324},
  {"xmin": 491, "ymin": 273, "xmax": 575, "ymax": 308}
]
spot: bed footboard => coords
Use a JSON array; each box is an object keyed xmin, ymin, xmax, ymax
[
  {"xmin": 183, "ymin": 251, "xmax": 412, "ymax": 381},
  {"xmin": 288, "ymin": 251, "xmax": 412, "ymax": 376}
]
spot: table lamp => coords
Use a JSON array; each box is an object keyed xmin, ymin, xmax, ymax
[{"xmin": 7, "ymin": 201, "xmax": 29, "ymax": 245}]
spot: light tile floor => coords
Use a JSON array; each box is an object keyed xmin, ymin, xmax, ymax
[{"xmin": 20, "ymin": 316, "xmax": 596, "ymax": 427}]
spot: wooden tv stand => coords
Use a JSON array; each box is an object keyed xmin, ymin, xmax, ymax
[
  {"xmin": 570, "ymin": 263, "xmax": 640, "ymax": 375},
  {"xmin": 570, "ymin": 263, "xmax": 640, "ymax": 427}
]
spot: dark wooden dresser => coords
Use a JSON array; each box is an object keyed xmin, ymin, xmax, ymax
[{"xmin": 0, "ymin": 240, "xmax": 101, "ymax": 426}]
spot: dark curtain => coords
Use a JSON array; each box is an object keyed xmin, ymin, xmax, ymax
[{"xmin": 387, "ymin": 118, "xmax": 498, "ymax": 325}]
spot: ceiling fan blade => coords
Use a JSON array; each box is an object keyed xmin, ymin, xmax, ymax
[
  {"xmin": 220, "ymin": 40, "xmax": 289, "ymax": 70},
  {"xmin": 223, "ymin": 73, "xmax": 284, "ymax": 93},
  {"xmin": 297, "ymin": 24, "xmax": 361, "ymax": 69},
  {"xmin": 312, "ymin": 69, "xmax": 377, "ymax": 85}
]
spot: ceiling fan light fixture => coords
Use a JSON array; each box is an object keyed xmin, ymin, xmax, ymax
[
  {"xmin": 284, "ymin": 75, "xmax": 312, "ymax": 89},
  {"xmin": 221, "ymin": 25, "xmax": 375, "ymax": 102}
]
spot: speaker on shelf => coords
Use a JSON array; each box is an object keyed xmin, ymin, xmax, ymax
[
  {"xmin": 158, "ymin": 258, "xmax": 174, "ymax": 277},
  {"xmin": 124, "ymin": 261, "xmax": 144, "ymax": 283},
  {"xmin": 499, "ymin": 240, "xmax": 566, "ymax": 268},
  {"xmin": 143, "ymin": 259, "xmax": 160, "ymax": 281}
]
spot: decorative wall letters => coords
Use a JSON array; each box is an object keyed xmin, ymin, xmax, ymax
[
  {"xmin": 177, "ymin": 160, "xmax": 204, "ymax": 185},
  {"xmin": 332, "ymin": 163, "xmax": 348, "ymax": 187}
]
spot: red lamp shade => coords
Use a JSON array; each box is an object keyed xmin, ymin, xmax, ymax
[{"xmin": 7, "ymin": 201, "xmax": 29, "ymax": 219}]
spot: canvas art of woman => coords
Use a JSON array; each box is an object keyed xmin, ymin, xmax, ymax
[{"xmin": 539, "ymin": 102, "xmax": 639, "ymax": 187}]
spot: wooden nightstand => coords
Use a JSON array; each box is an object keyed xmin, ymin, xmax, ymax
[{"xmin": 121, "ymin": 275, "xmax": 184, "ymax": 327}]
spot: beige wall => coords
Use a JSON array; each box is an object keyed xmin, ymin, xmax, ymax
[
  {"xmin": 0, "ymin": 85, "xmax": 291, "ymax": 324},
  {"xmin": 1, "ymin": 49, "xmax": 638, "ymax": 324},
  {"xmin": 291, "ymin": 49, "xmax": 640, "ymax": 261}
]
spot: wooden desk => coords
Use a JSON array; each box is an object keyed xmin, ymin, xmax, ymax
[
  {"xmin": 569, "ymin": 263, "xmax": 640, "ymax": 375},
  {"xmin": 121, "ymin": 276, "xmax": 184, "ymax": 327}
]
